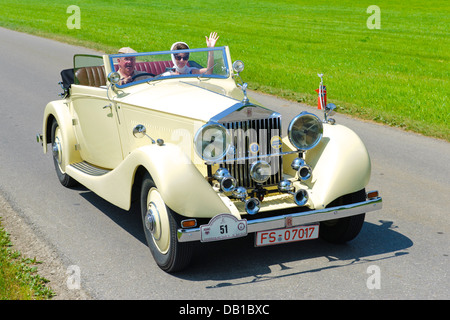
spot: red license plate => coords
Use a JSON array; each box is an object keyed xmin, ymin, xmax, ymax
[{"xmin": 255, "ymin": 224, "xmax": 319, "ymax": 247}]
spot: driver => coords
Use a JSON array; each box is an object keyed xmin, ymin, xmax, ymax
[{"xmin": 117, "ymin": 47, "xmax": 148, "ymax": 85}]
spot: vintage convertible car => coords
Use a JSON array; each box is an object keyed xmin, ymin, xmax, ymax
[{"xmin": 37, "ymin": 46, "xmax": 382, "ymax": 272}]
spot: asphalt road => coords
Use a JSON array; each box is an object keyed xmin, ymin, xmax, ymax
[{"xmin": 0, "ymin": 27, "xmax": 449, "ymax": 300}]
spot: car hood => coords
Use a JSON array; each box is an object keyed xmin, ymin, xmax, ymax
[{"xmin": 118, "ymin": 81, "xmax": 243, "ymax": 122}]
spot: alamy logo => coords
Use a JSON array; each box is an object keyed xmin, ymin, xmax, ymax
[
  {"xmin": 66, "ymin": 5, "xmax": 81, "ymax": 30},
  {"xmin": 66, "ymin": 265, "xmax": 81, "ymax": 290},
  {"xmin": 367, "ymin": 5, "xmax": 381, "ymax": 29},
  {"xmin": 366, "ymin": 265, "xmax": 381, "ymax": 289}
]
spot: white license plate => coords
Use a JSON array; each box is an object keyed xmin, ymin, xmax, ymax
[
  {"xmin": 255, "ymin": 224, "xmax": 319, "ymax": 247},
  {"xmin": 200, "ymin": 214, "xmax": 247, "ymax": 242}
]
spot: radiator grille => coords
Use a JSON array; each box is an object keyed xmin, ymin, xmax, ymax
[{"xmin": 217, "ymin": 116, "xmax": 283, "ymax": 189}]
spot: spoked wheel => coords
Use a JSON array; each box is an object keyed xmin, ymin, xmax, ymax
[
  {"xmin": 320, "ymin": 189, "xmax": 366, "ymax": 243},
  {"xmin": 50, "ymin": 119, "xmax": 77, "ymax": 187},
  {"xmin": 140, "ymin": 172, "xmax": 193, "ymax": 272}
]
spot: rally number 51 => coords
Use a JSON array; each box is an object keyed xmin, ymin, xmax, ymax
[{"xmin": 220, "ymin": 225, "xmax": 228, "ymax": 234}]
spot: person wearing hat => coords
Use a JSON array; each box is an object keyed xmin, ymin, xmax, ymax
[
  {"xmin": 116, "ymin": 47, "xmax": 146, "ymax": 85},
  {"xmin": 164, "ymin": 32, "xmax": 219, "ymax": 76}
]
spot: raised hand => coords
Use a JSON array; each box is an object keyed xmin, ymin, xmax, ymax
[{"xmin": 205, "ymin": 32, "xmax": 219, "ymax": 48}]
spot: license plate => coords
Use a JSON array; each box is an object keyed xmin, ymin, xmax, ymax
[
  {"xmin": 200, "ymin": 214, "xmax": 247, "ymax": 242},
  {"xmin": 255, "ymin": 224, "xmax": 319, "ymax": 247}
]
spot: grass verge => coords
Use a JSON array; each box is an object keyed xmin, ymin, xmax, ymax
[
  {"xmin": 0, "ymin": 0, "xmax": 448, "ymax": 140},
  {"xmin": 0, "ymin": 218, "xmax": 54, "ymax": 300}
]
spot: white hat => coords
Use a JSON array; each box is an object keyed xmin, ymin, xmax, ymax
[{"xmin": 118, "ymin": 47, "xmax": 137, "ymax": 54}]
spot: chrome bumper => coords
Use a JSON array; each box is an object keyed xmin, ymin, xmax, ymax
[{"xmin": 177, "ymin": 196, "xmax": 382, "ymax": 243}]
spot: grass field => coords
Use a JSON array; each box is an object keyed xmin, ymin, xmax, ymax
[
  {"xmin": 0, "ymin": 0, "xmax": 448, "ymax": 140},
  {"xmin": 0, "ymin": 219, "xmax": 54, "ymax": 299}
]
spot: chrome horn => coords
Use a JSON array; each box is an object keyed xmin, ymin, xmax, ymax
[
  {"xmin": 293, "ymin": 189, "xmax": 309, "ymax": 206},
  {"xmin": 245, "ymin": 198, "xmax": 260, "ymax": 215},
  {"xmin": 278, "ymin": 180, "xmax": 309, "ymax": 207},
  {"xmin": 232, "ymin": 186, "xmax": 260, "ymax": 215},
  {"xmin": 291, "ymin": 158, "xmax": 312, "ymax": 181},
  {"xmin": 214, "ymin": 167, "xmax": 237, "ymax": 192}
]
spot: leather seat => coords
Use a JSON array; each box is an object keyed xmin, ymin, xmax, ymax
[
  {"xmin": 75, "ymin": 61, "xmax": 179, "ymax": 87},
  {"xmin": 136, "ymin": 61, "xmax": 174, "ymax": 74},
  {"xmin": 114, "ymin": 61, "xmax": 175, "ymax": 75},
  {"xmin": 75, "ymin": 66, "xmax": 107, "ymax": 87}
]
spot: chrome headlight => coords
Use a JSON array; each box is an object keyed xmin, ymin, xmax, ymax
[
  {"xmin": 288, "ymin": 112, "xmax": 323, "ymax": 151},
  {"xmin": 194, "ymin": 123, "xmax": 231, "ymax": 162},
  {"xmin": 249, "ymin": 160, "xmax": 272, "ymax": 183}
]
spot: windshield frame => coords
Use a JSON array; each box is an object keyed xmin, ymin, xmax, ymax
[{"xmin": 108, "ymin": 46, "xmax": 230, "ymax": 88}]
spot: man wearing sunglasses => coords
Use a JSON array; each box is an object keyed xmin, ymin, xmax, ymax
[{"xmin": 167, "ymin": 32, "xmax": 219, "ymax": 75}]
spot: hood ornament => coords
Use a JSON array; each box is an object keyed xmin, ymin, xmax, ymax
[{"xmin": 232, "ymin": 60, "xmax": 249, "ymax": 105}]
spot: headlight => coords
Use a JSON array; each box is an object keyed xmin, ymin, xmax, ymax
[
  {"xmin": 288, "ymin": 112, "xmax": 323, "ymax": 151},
  {"xmin": 194, "ymin": 123, "xmax": 231, "ymax": 162},
  {"xmin": 250, "ymin": 160, "xmax": 272, "ymax": 183}
]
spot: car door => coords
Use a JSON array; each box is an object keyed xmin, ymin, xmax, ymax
[{"xmin": 70, "ymin": 55, "xmax": 123, "ymax": 169}]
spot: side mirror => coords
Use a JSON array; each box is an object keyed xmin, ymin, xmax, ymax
[
  {"xmin": 132, "ymin": 124, "xmax": 147, "ymax": 138},
  {"xmin": 107, "ymin": 72, "xmax": 120, "ymax": 85}
]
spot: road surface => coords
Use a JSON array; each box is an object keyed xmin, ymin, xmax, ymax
[{"xmin": 0, "ymin": 27, "xmax": 448, "ymax": 300}]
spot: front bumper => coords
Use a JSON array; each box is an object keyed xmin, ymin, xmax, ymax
[{"xmin": 177, "ymin": 196, "xmax": 382, "ymax": 243}]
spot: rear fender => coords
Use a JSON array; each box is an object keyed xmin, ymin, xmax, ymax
[{"xmin": 42, "ymin": 100, "xmax": 82, "ymax": 167}]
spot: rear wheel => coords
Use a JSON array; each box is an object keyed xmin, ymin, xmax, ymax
[
  {"xmin": 50, "ymin": 119, "xmax": 77, "ymax": 187},
  {"xmin": 140, "ymin": 173, "xmax": 193, "ymax": 272},
  {"xmin": 319, "ymin": 189, "xmax": 366, "ymax": 243}
]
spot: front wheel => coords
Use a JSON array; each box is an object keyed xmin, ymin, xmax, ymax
[
  {"xmin": 140, "ymin": 173, "xmax": 193, "ymax": 272},
  {"xmin": 319, "ymin": 189, "xmax": 366, "ymax": 243},
  {"xmin": 50, "ymin": 119, "xmax": 77, "ymax": 187}
]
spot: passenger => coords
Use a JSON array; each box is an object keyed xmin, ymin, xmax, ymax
[
  {"xmin": 116, "ymin": 47, "xmax": 145, "ymax": 85},
  {"xmin": 166, "ymin": 32, "xmax": 219, "ymax": 75}
]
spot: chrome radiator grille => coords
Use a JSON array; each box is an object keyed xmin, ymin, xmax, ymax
[{"xmin": 218, "ymin": 116, "xmax": 283, "ymax": 188}]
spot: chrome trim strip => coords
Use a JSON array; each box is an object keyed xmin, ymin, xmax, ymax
[
  {"xmin": 213, "ymin": 149, "xmax": 299, "ymax": 165},
  {"xmin": 209, "ymin": 102, "xmax": 244, "ymax": 123},
  {"xmin": 177, "ymin": 196, "xmax": 382, "ymax": 243}
]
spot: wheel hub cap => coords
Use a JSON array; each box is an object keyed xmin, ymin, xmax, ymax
[
  {"xmin": 52, "ymin": 138, "xmax": 62, "ymax": 164},
  {"xmin": 145, "ymin": 202, "xmax": 161, "ymax": 241}
]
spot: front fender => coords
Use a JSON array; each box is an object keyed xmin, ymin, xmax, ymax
[
  {"xmin": 135, "ymin": 144, "xmax": 231, "ymax": 218},
  {"xmin": 304, "ymin": 123, "xmax": 371, "ymax": 208}
]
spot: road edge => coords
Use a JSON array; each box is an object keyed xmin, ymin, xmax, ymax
[{"xmin": 0, "ymin": 191, "xmax": 92, "ymax": 300}]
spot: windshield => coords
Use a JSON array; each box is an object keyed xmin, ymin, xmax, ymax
[{"xmin": 108, "ymin": 46, "xmax": 230, "ymax": 88}]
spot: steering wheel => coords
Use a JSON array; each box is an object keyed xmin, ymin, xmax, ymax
[{"xmin": 132, "ymin": 72, "xmax": 156, "ymax": 81}]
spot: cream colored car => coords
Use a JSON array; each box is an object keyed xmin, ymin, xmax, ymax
[{"xmin": 38, "ymin": 46, "xmax": 382, "ymax": 272}]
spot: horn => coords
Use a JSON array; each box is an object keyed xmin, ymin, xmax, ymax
[
  {"xmin": 214, "ymin": 167, "xmax": 237, "ymax": 192},
  {"xmin": 245, "ymin": 198, "xmax": 260, "ymax": 215},
  {"xmin": 293, "ymin": 189, "xmax": 308, "ymax": 206}
]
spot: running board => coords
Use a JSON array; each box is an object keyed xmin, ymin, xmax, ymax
[
  {"xmin": 65, "ymin": 161, "xmax": 131, "ymax": 210},
  {"xmin": 69, "ymin": 161, "xmax": 111, "ymax": 176}
]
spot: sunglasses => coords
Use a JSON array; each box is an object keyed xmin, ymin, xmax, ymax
[{"xmin": 174, "ymin": 54, "xmax": 189, "ymax": 61}]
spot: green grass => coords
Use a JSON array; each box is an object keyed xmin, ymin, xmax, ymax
[
  {"xmin": 0, "ymin": 219, "xmax": 54, "ymax": 299},
  {"xmin": 0, "ymin": 0, "xmax": 448, "ymax": 140}
]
